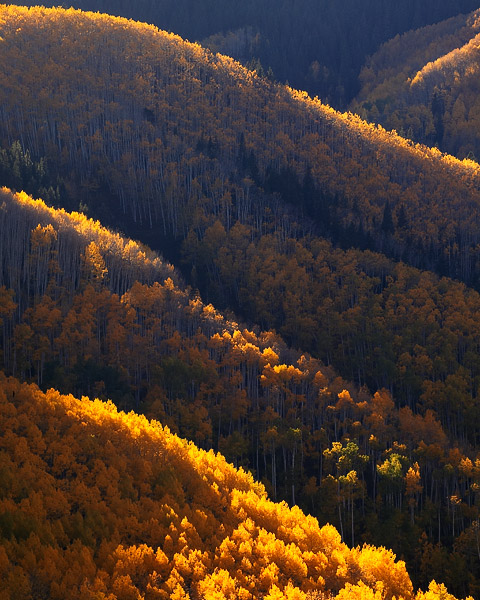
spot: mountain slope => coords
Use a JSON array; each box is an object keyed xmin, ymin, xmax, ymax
[
  {"xmin": 0, "ymin": 371, "xmax": 427, "ymax": 599},
  {"xmin": 351, "ymin": 9, "xmax": 480, "ymax": 159},
  {"xmin": 5, "ymin": 0, "xmax": 480, "ymax": 107},
  {"xmin": 1, "ymin": 6, "xmax": 480, "ymax": 286},
  {"xmin": 4, "ymin": 187, "xmax": 480, "ymax": 594},
  {"xmin": 4, "ymin": 7, "xmax": 480, "ymax": 593}
]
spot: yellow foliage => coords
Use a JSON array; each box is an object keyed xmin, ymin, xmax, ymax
[
  {"xmin": 415, "ymin": 581, "xmax": 473, "ymax": 600},
  {"xmin": 336, "ymin": 581, "xmax": 385, "ymax": 600},
  {"xmin": 195, "ymin": 569, "xmax": 242, "ymax": 600},
  {"xmin": 350, "ymin": 545, "xmax": 413, "ymax": 600},
  {"xmin": 0, "ymin": 372, "xmax": 432, "ymax": 600}
]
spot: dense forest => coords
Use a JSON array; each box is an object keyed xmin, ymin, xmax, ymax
[
  {"xmin": 5, "ymin": 0, "xmax": 480, "ymax": 107},
  {"xmin": 2, "ymin": 6, "xmax": 480, "ymax": 286},
  {"xmin": 3, "ymin": 187, "xmax": 480, "ymax": 596},
  {"xmin": 1, "ymin": 371, "xmax": 453, "ymax": 599},
  {"xmin": 2, "ymin": 3, "xmax": 480, "ymax": 598},
  {"xmin": 351, "ymin": 8, "xmax": 480, "ymax": 160}
]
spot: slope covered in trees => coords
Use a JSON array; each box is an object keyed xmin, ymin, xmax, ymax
[
  {"xmin": 1, "ymin": 372, "xmax": 431, "ymax": 600},
  {"xmin": 4, "ymin": 5, "xmax": 480, "ymax": 596},
  {"xmin": 4, "ymin": 188, "xmax": 480, "ymax": 595},
  {"xmin": 351, "ymin": 9, "xmax": 480, "ymax": 160},
  {"xmin": 6, "ymin": 0, "xmax": 479, "ymax": 107},
  {"xmin": 2, "ymin": 6, "xmax": 480, "ymax": 285}
]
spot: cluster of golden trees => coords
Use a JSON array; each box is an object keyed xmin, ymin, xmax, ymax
[
  {"xmin": 0, "ymin": 188, "xmax": 177, "ymax": 305},
  {"xmin": 13, "ymin": 0, "xmax": 480, "ymax": 109},
  {"xmin": 2, "ymin": 5, "xmax": 480, "ymax": 282},
  {"xmin": 4, "ymin": 188, "xmax": 480, "ymax": 594},
  {"xmin": 0, "ymin": 372, "xmax": 469, "ymax": 600},
  {"xmin": 187, "ymin": 220, "xmax": 480, "ymax": 445},
  {"xmin": 351, "ymin": 8, "xmax": 480, "ymax": 160}
]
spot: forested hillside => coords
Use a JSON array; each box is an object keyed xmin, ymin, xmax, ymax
[
  {"xmin": 5, "ymin": 0, "xmax": 480, "ymax": 107},
  {"xmin": 1, "ymin": 372, "xmax": 430, "ymax": 600},
  {"xmin": 4, "ymin": 187, "xmax": 480, "ymax": 595},
  {"xmin": 2, "ymin": 4, "xmax": 480, "ymax": 598},
  {"xmin": 351, "ymin": 9, "xmax": 480, "ymax": 160},
  {"xmin": 2, "ymin": 6, "xmax": 480, "ymax": 286}
]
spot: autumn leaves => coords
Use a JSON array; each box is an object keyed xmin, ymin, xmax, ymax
[{"xmin": 0, "ymin": 373, "xmax": 425, "ymax": 599}]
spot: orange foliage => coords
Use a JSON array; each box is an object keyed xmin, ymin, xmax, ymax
[{"xmin": 0, "ymin": 372, "xmax": 439, "ymax": 599}]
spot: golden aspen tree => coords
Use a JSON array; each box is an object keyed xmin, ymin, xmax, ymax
[{"xmin": 405, "ymin": 462, "xmax": 423, "ymax": 523}]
